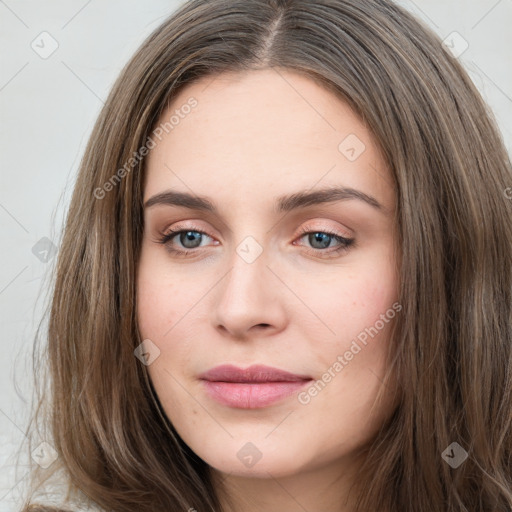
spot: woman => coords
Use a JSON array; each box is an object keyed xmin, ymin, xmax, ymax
[{"xmin": 21, "ymin": 0, "xmax": 512, "ymax": 510}]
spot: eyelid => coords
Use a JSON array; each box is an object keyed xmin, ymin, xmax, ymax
[
  {"xmin": 161, "ymin": 221, "xmax": 216, "ymax": 241},
  {"xmin": 295, "ymin": 219, "xmax": 353, "ymax": 239},
  {"xmin": 162, "ymin": 219, "xmax": 352, "ymax": 241}
]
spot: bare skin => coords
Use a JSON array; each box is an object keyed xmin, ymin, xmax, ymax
[{"xmin": 137, "ymin": 68, "xmax": 400, "ymax": 511}]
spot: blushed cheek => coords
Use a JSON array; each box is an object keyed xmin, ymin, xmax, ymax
[
  {"xmin": 334, "ymin": 276, "xmax": 395, "ymax": 329},
  {"xmin": 320, "ymin": 271, "xmax": 397, "ymax": 363},
  {"xmin": 136, "ymin": 252, "xmax": 183, "ymax": 339},
  {"xmin": 355, "ymin": 261, "xmax": 398, "ymax": 314}
]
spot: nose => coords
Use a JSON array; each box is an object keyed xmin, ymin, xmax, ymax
[{"xmin": 212, "ymin": 240, "xmax": 286, "ymax": 340}]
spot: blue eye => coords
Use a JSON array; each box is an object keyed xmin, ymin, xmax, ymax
[
  {"xmin": 294, "ymin": 226, "xmax": 354, "ymax": 254},
  {"xmin": 156, "ymin": 225, "xmax": 355, "ymax": 258},
  {"xmin": 156, "ymin": 225, "xmax": 213, "ymax": 257}
]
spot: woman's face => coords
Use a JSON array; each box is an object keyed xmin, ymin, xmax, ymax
[{"xmin": 137, "ymin": 69, "xmax": 400, "ymax": 481}]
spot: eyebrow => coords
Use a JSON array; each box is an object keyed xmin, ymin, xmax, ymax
[{"xmin": 144, "ymin": 186, "xmax": 386, "ymax": 214}]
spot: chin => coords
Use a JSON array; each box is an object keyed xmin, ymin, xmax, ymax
[{"xmin": 200, "ymin": 444, "xmax": 309, "ymax": 479}]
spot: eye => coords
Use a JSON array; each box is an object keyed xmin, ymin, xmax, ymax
[
  {"xmin": 294, "ymin": 225, "xmax": 355, "ymax": 257},
  {"xmin": 155, "ymin": 224, "xmax": 215, "ymax": 257},
  {"xmin": 155, "ymin": 223, "xmax": 355, "ymax": 258}
]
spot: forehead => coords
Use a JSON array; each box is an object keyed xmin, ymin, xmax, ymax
[{"xmin": 143, "ymin": 68, "xmax": 394, "ymax": 214}]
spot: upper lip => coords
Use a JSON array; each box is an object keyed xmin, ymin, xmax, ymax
[{"xmin": 199, "ymin": 364, "xmax": 312, "ymax": 383}]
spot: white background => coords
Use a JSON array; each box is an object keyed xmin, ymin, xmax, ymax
[{"xmin": 0, "ymin": 0, "xmax": 511, "ymax": 510}]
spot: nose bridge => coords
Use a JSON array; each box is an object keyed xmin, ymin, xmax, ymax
[
  {"xmin": 218, "ymin": 209, "xmax": 274, "ymax": 294},
  {"xmin": 221, "ymin": 234, "xmax": 271, "ymax": 305}
]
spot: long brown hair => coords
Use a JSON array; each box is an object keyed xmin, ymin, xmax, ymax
[{"xmin": 19, "ymin": 0, "xmax": 512, "ymax": 510}]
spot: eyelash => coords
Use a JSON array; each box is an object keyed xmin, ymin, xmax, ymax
[{"xmin": 156, "ymin": 223, "xmax": 355, "ymax": 259}]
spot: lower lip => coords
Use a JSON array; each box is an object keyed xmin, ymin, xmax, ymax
[{"xmin": 201, "ymin": 380, "xmax": 312, "ymax": 409}]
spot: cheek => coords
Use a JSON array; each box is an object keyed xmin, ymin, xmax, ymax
[
  {"xmin": 305, "ymin": 260, "xmax": 398, "ymax": 371},
  {"xmin": 137, "ymin": 278, "xmax": 168, "ymax": 342},
  {"xmin": 349, "ymin": 246, "xmax": 399, "ymax": 325},
  {"xmin": 136, "ymin": 255, "xmax": 200, "ymax": 393},
  {"xmin": 136, "ymin": 248, "xmax": 189, "ymax": 340},
  {"xmin": 312, "ymin": 264, "xmax": 397, "ymax": 335},
  {"xmin": 136, "ymin": 269, "xmax": 193, "ymax": 410}
]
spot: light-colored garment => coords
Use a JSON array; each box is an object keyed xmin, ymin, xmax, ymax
[{"xmin": 15, "ymin": 467, "xmax": 104, "ymax": 512}]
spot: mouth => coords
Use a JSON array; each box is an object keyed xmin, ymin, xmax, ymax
[{"xmin": 199, "ymin": 364, "xmax": 313, "ymax": 409}]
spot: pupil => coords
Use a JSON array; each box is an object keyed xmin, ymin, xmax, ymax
[
  {"xmin": 311, "ymin": 232, "xmax": 330, "ymax": 249},
  {"xmin": 182, "ymin": 231, "xmax": 201, "ymax": 248}
]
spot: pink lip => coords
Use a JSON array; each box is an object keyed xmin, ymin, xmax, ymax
[{"xmin": 199, "ymin": 364, "xmax": 313, "ymax": 409}]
